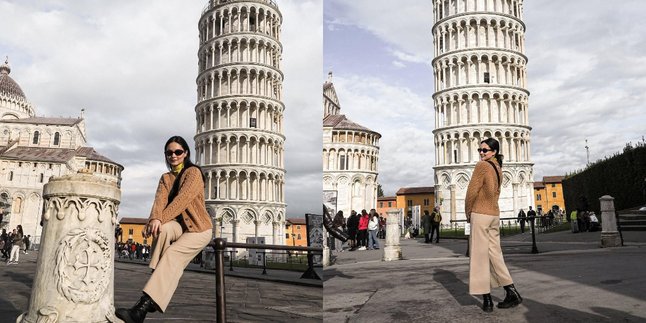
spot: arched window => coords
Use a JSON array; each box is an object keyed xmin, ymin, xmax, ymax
[
  {"xmin": 33, "ymin": 131, "xmax": 40, "ymax": 145},
  {"xmin": 39, "ymin": 173, "xmax": 44, "ymax": 183},
  {"xmin": 53, "ymin": 132, "xmax": 60, "ymax": 146},
  {"xmin": 8, "ymin": 171, "xmax": 13, "ymax": 181}
]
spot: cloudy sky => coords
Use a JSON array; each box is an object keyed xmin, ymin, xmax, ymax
[
  {"xmin": 0, "ymin": 0, "xmax": 323, "ymax": 218},
  {"xmin": 324, "ymin": 0, "xmax": 646, "ymax": 196}
]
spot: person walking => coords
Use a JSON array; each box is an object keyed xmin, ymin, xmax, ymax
[
  {"xmin": 570, "ymin": 209, "xmax": 579, "ymax": 233},
  {"xmin": 347, "ymin": 211, "xmax": 359, "ymax": 251},
  {"xmin": 8, "ymin": 225, "xmax": 24, "ymax": 265},
  {"xmin": 430, "ymin": 207, "xmax": 442, "ymax": 243},
  {"xmin": 526, "ymin": 206, "xmax": 536, "ymax": 233},
  {"xmin": 0, "ymin": 229, "xmax": 9, "ymax": 260},
  {"xmin": 357, "ymin": 210, "xmax": 369, "ymax": 250},
  {"xmin": 367, "ymin": 209, "xmax": 380, "ymax": 250},
  {"xmin": 517, "ymin": 209, "xmax": 526, "ymax": 233},
  {"xmin": 422, "ymin": 210, "xmax": 432, "ymax": 243},
  {"xmin": 332, "ymin": 210, "xmax": 346, "ymax": 253},
  {"xmin": 465, "ymin": 138, "xmax": 522, "ymax": 313},
  {"xmin": 116, "ymin": 136, "xmax": 213, "ymax": 323}
]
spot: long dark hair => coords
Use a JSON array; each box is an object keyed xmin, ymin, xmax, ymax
[
  {"xmin": 16, "ymin": 225, "xmax": 23, "ymax": 236},
  {"xmin": 481, "ymin": 137, "xmax": 504, "ymax": 167},
  {"xmin": 164, "ymin": 136, "xmax": 204, "ymax": 203}
]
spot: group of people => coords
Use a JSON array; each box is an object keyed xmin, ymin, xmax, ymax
[
  {"xmin": 422, "ymin": 207, "xmax": 442, "ymax": 243},
  {"xmin": 517, "ymin": 207, "xmax": 566, "ymax": 233},
  {"xmin": 569, "ymin": 209, "xmax": 600, "ymax": 233},
  {"xmin": 1, "ymin": 225, "xmax": 29, "ymax": 265},
  {"xmin": 332, "ymin": 209, "xmax": 384, "ymax": 252},
  {"xmin": 116, "ymin": 241, "xmax": 151, "ymax": 261}
]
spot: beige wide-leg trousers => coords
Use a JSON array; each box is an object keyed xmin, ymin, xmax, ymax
[
  {"xmin": 143, "ymin": 221, "xmax": 212, "ymax": 312},
  {"xmin": 469, "ymin": 212, "xmax": 514, "ymax": 295}
]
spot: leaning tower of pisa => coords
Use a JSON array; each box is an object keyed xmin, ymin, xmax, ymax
[
  {"xmin": 431, "ymin": 0, "xmax": 534, "ymax": 222},
  {"xmin": 194, "ymin": 0, "xmax": 286, "ymax": 245}
]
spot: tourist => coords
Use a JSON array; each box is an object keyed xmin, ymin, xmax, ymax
[
  {"xmin": 22, "ymin": 234, "xmax": 29, "ymax": 254},
  {"xmin": 116, "ymin": 136, "xmax": 213, "ymax": 323},
  {"xmin": 517, "ymin": 209, "xmax": 526, "ymax": 233},
  {"xmin": 332, "ymin": 210, "xmax": 346, "ymax": 253},
  {"xmin": 465, "ymin": 138, "xmax": 522, "ymax": 312},
  {"xmin": 0, "ymin": 229, "xmax": 9, "ymax": 260},
  {"xmin": 430, "ymin": 206, "xmax": 442, "ymax": 243},
  {"xmin": 357, "ymin": 209, "xmax": 369, "ymax": 250},
  {"xmin": 8, "ymin": 225, "xmax": 24, "ymax": 265},
  {"xmin": 367, "ymin": 209, "xmax": 380, "ymax": 250},
  {"xmin": 570, "ymin": 209, "xmax": 580, "ymax": 233},
  {"xmin": 422, "ymin": 210, "xmax": 432, "ymax": 243},
  {"xmin": 347, "ymin": 210, "xmax": 359, "ymax": 251},
  {"xmin": 527, "ymin": 206, "xmax": 536, "ymax": 232}
]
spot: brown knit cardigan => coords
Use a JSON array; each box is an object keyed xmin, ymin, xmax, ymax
[
  {"xmin": 148, "ymin": 166, "xmax": 213, "ymax": 232},
  {"xmin": 465, "ymin": 160, "xmax": 502, "ymax": 217}
]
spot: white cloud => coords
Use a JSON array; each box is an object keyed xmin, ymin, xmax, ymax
[{"xmin": 0, "ymin": 0, "xmax": 323, "ymax": 218}]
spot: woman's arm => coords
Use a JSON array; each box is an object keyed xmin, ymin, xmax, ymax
[{"xmin": 464, "ymin": 161, "xmax": 486, "ymax": 221}]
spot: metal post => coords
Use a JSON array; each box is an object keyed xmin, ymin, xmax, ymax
[
  {"xmin": 530, "ymin": 216, "xmax": 539, "ymax": 254},
  {"xmin": 228, "ymin": 251, "xmax": 234, "ymax": 271},
  {"xmin": 214, "ymin": 238, "xmax": 227, "ymax": 323},
  {"xmin": 261, "ymin": 251, "xmax": 267, "ymax": 275}
]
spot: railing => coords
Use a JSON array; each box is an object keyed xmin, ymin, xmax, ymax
[
  {"xmin": 209, "ymin": 238, "xmax": 322, "ymax": 323},
  {"xmin": 450, "ymin": 216, "xmax": 539, "ymax": 255}
]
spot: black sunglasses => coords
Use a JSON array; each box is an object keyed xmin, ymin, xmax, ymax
[
  {"xmin": 477, "ymin": 148, "xmax": 494, "ymax": 153},
  {"xmin": 165, "ymin": 149, "xmax": 185, "ymax": 157}
]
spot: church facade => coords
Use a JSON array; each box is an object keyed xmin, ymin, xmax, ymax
[
  {"xmin": 0, "ymin": 59, "xmax": 123, "ymax": 245},
  {"xmin": 323, "ymin": 73, "xmax": 381, "ymax": 218}
]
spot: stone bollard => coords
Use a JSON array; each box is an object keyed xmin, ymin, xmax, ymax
[
  {"xmin": 382, "ymin": 210, "xmax": 402, "ymax": 261},
  {"xmin": 18, "ymin": 171, "xmax": 121, "ymax": 323},
  {"xmin": 599, "ymin": 195, "xmax": 621, "ymax": 248}
]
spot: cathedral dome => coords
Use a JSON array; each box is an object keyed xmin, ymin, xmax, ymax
[{"xmin": 0, "ymin": 59, "xmax": 27, "ymax": 100}]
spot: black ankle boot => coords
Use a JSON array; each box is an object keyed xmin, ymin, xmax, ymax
[
  {"xmin": 497, "ymin": 284, "xmax": 522, "ymax": 309},
  {"xmin": 482, "ymin": 293, "xmax": 493, "ymax": 312},
  {"xmin": 115, "ymin": 294, "xmax": 159, "ymax": 323}
]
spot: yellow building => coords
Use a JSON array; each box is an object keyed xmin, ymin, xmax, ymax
[
  {"xmin": 396, "ymin": 187, "xmax": 436, "ymax": 219},
  {"xmin": 376, "ymin": 196, "xmax": 397, "ymax": 217},
  {"xmin": 118, "ymin": 217, "xmax": 148, "ymax": 245},
  {"xmin": 533, "ymin": 176, "xmax": 565, "ymax": 213},
  {"xmin": 285, "ymin": 218, "xmax": 308, "ymax": 247}
]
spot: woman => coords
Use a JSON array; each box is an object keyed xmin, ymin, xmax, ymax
[
  {"xmin": 116, "ymin": 136, "xmax": 212, "ymax": 323},
  {"xmin": 465, "ymin": 138, "xmax": 522, "ymax": 312},
  {"xmin": 367, "ymin": 209, "xmax": 380, "ymax": 250},
  {"xmin": 8, "ymin": 225, "xmax": 23, "ymax": 265},
  {"xmin": 357, "ymin": 209, "xmax": 369, "ymax": 250}
]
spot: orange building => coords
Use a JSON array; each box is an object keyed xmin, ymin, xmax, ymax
[
  {"xmin": 285, "ymin": 218, "xmax": 307, "ymax": 247},
  {"xmin": 376, "ymin": 196, "xmax": 397, "ymax": 216},
  {"xmin": 533, "ymin": 176, "xmax": 566, "ymax": 213},
  {"xmin": 396, "ymin": 187, "xmax": 435, "ymax": 218},
  {"xmin": 118, "ymin": 217, "xmax": 149, "ymax": 245}
]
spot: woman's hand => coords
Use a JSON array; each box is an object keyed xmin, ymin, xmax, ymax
[{"xmin": 147, "ymin": 219, "xmax": 162, "ymax": 238}]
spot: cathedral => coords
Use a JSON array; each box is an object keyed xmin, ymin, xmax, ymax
[
  {"xmin": 323, "ymin": 72, "xmax": 381, "ymax": 218},
  {"xmin": 0, "ymin": 59, "xmax": 123, "ymax": 246}
]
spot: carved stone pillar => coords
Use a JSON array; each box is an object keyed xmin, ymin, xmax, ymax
[
  {"xmin": 383, "ymin": 210, "xmax": 402, "ymax": 261},
  {"xmin": 18, "ymin": 171, "xmax": 120, "ymax": 323},
  {"xmin": 600, "ymin": 195, "xmax": 621, "ymax": 248}
]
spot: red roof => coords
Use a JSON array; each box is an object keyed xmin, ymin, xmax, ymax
[
  {"xmin": 378, "ymin": 196, "xmax": 396, "ymax": 201},
  {"xmin": 287, "ymin": 218, "xmax": 306, "ymax": 225},
  {"xmin": 543, "ymin": 176, "xmax": 565, "ymax": 183},
  {"xmin": 396, "ymin": 187, "xmax": 435, "ymax": 195},
  {"xmin": 533, "ymin": 182, "xmax": 545, "ymax": 189},
  {"xmin": 119, "ymin": 217, "xmax": 148, "ymax": 225}
]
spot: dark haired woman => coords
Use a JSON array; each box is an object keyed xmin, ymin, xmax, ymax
[
  {"xmin": 116, "ymin": 136, "xmax": 212, "ymax": 323},
  {"xmin": 465, "ymin": 138, "xmax": 522, "ymax": 312},
  {"xmin": 8, "ymin": 225, "xmax": 23, "ymax": 265}
]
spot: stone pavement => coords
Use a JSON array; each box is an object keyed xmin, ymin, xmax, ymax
[
  {"xmin": 324, "ymin": 230, "xmax": 646, "ymax": 322},
  {"xmin": 0, "ymin": 252, "xmax": 322, "ymax": 323}
]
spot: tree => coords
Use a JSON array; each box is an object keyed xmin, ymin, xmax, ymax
[{"xmin": 377, "ymin": 184, "xmax": 384, "ymax": 197}]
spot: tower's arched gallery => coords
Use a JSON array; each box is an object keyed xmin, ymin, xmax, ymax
[{"xmin": 432, "ymin": 0, "xmax": 534, "ymax": 222}]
